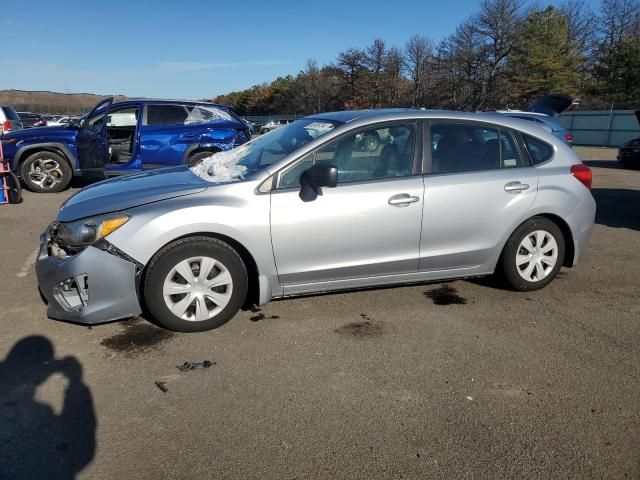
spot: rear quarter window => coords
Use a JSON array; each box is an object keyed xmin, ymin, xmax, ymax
[{"xmin": 522, "ymin": 134, "xmax": 554, "ymax": 164}]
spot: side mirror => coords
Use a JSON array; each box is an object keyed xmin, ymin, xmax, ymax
[{"xmin": 299, "ymin": 163, "xmax": 338, "ymax": 202}]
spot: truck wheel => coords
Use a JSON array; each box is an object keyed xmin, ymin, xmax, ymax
[
  {"xmin": 20, "ymin": 151, "xmax": 72, "ymax": 193},
  {"xmin": 144, "ymin": 237, "xmax": 248, "ymax": 332}
]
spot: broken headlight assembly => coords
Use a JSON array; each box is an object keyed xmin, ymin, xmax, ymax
[{"xmin": 51, "ymin": 213, "xmax": 130, "ymax": 256}]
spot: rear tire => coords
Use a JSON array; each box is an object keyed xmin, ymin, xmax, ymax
[
  {"xmin": 6, "ymin": 172, "xmax": 22, "ymax": 204},
  {"xmin": 20, "ymin": 151, "xmax": 72, "ymax": 193},
  {"xmin": 144, "ymin": 237, "xmax": 248, "ymax": 332},
  {"xmin": 499, "ymin": 217, "xmax": 565, "ymax": 292}
]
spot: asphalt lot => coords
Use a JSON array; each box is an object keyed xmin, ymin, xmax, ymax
[{"xmin": 0, "ymin": 147, "xmax": 638, "ymax": 479}]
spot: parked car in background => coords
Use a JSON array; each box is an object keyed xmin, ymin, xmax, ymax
[
  {"xmin": 0, "ymin": 104, "xmax": 23, "ymax": 135},
  {"xmin": 18, "ymin": 112, "xmax": 47, "ymax": 128},
  {"xmin": 497, "ymin": 111, "xmax": 573, "ymax": 145},
  {"xmin": 47, "ymin": 115, "xmax": 76, "ymax": 126},
  {"xmin": 617, "ymin": 111, "xmax": 640, "ymax": 169},
  {"xmin": 259, "ymin": 120, "xmax": 285, "ymax": 134},
  {"xmin": 496, "ymin": 94, "xmax": 575, "ymax": 146},
  {"xmin": 35, "ymin": 109, "xmax": 595, "ymax": 332},
  {"xmin": 0, "ymin": 98, "xmax": 250, "ymax": 192},
  {"xmin": 242, "ymin": 118, "xmax": 256, "ymax": 135}
]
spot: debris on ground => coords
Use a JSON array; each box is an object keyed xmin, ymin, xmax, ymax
[
  {"xmin": 155, "ymin": 381, "xmax": 168, "ymax": 393},
  {"xmin": 177, "ymin": 360, "xmax": 216, "ymax": 372}
]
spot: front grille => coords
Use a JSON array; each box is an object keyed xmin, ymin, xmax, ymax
[{"xmin": 53, "ymin": 274, "xmax": 89, "ymax": 311}]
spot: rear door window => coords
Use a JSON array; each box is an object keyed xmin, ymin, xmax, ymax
[
  {"xmin": 145, "ymin": 105, "xmax": 189, "ymax": 126},
  {"xmin": 430, "ymin": 122, "xmax": 527, "ymax": 174}
]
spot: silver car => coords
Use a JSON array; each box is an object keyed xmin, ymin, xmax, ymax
[{"xmin": 36, "ymin": 109, "xmax": 596, "ymax": 332}]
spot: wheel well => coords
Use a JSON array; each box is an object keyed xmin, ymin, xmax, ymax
[
  {"xmin": 144, "ymin": 232, "xmax": 260, "ymax": 308},
  {"xmin": 186, "ymin": 147, "xmax": 222, "ymax": 160},
  {"xmin": 533, "ymin": 213, "xmax": 576, "ymax": 268},
  {"xmin": 17, "ymin": 147, "xmax": 72, "ymax": 173}
]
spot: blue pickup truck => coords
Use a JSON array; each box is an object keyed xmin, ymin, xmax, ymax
[{"xmin": 0, "ymin": 98, "xmax": 250, "ymax": 192}]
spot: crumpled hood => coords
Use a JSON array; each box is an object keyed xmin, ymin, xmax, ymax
[{"xmin": 58, "ymin": 166, "xmax": 208, "ymax": 222}]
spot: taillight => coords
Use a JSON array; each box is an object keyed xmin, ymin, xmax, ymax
[
  {"xmin": 2, "ymin": 120, "xmax": 10, "ymax": 134},
  {"xmin": 571, "ymin": 164, "xmax": 592, "ymax": 190},
  {"xmin": 565, "ymin": 133, "xmax": 573, "ymax": 143}
]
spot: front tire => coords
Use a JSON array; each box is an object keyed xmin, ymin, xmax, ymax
[
  {"xmin": 499, "ymin": 217, "xmax": 565, "ymax": 292},
  {"xmin": 20, "ymin": 151, "xmax": 72, "ymax": 193},
  {"xmin": 144, "ymin": 237, "xmax": 248, "ymax": 332}
]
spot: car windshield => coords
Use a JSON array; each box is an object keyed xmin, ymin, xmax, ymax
[{"xmin": 190, "ymin": 118, "xmax": 342, "ymax": 182}]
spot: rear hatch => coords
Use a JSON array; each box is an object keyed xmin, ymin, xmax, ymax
[{"xmin": 525, "ymin": 94, "xmax": 575, "ymax": 117}]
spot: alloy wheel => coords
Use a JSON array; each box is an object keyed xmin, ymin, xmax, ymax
[{"xmin": 28, "ymin": 158, "xmax": 64, "ymax": 190}]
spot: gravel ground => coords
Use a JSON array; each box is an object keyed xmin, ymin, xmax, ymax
[{"xmin": 0, "ymin": 146, "xmax": 638, "ymax": 479}]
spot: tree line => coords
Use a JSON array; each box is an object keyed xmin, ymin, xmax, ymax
[{"xmin": 213, "ymin": 0, "xmax": 640, "ymax": 115}]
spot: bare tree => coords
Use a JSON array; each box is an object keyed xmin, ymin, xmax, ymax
[
  {"xmin": 559, "ymin": 0, "xmax": 597, "ymax": 52},
  {"xmin": 471, "ymin": 0, "xmax": 528, "ymax": 109},
  {"xmin": 383, "ymin": 46, "xmax": 405, "ymax": 106},
  {"xmin": 336, "ymin": 48, "xmax": 368, "ymax": 107},
  {"xmin": 299, "ymin": 59, "xmax": 322, "ymax": 113},
  {"xmin": 599, "ymin": 0, "xmax": 640, "ymax": 46},
  {"xmin": 364, "ymin": 39, "xmax": 387, "ymax": 107},
  {"xmin": 403, "ymin": 34, "xmax": 433, "ymax": 107},
  {"xmin": 440, "ymin": 20, "xmax": 488, "ymax": 110}
]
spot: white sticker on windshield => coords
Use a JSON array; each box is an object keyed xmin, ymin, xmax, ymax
[{"xmin": 305, "ymin": 122, "xmax": 335, "ymax": 132}]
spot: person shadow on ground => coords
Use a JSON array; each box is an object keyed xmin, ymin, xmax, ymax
[{"xmin": 0, "ymin": 336, "xmax": 96, "ymax": 480}]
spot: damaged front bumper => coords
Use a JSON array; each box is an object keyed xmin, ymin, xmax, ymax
[{"xmin": 35, "ymin": 231, "xmax": 143, "ymax": 324}]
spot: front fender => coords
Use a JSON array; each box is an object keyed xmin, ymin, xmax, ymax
[
  {"xmin": 105, "ymin": 185, "xmax": 281, "ymax": 300},
  {"xmin": 13, "ymin": 142, "xmax": 79, "ymax": 173}
]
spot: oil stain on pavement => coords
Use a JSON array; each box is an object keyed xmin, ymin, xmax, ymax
[
  {"xmin": 424, "ymin": 284, "xmax": 467, "ymax": 305},
  {"xmin": 100, "ymin": 318, "xmax": 174, "ymax": 357},
  {"xmin": 334, "ymin": 314, "xmax": 385, "ymax": 338},
  {"xmin": 248, "ymin": 306, "xmax": 281, "ymax": 322}
]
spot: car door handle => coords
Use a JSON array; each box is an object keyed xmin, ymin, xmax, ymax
[
  {"xmin": 388, "ymin": 193, "xmax": 420, "ymax": 207},
  {"xmin": 504, "ymin": 181, "xmax": 530, "ymax": 193}
]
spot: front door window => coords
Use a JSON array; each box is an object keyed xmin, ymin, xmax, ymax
[{"xmin": 278, "ymin": 124, "xmax": 416, "ymax": 188}]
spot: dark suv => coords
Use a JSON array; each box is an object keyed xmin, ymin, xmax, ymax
[
  {"xmin": 17, "ymin": 112, "xmax": 47, "ymax": 128},
  {"xmin": 1, "ymin": 98, "xmax": 250, "ymax": 192}
]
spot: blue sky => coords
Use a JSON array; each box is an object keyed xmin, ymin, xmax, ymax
[{"xmin": 1, "ymin": 0, "xmax": 602, "ymax": 99}]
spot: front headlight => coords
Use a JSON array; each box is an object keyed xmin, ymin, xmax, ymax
[{"xmin": 56, "ymin": 213, "xmax": 130, "ymax": 252}]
